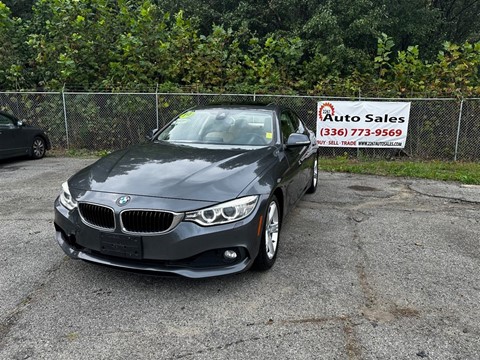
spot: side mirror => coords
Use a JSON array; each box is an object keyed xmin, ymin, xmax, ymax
[
  {"xmin": 146, "ymin": 128, "xmax": 158, "ymax": 141},
  {"xmin": 286, "ymin": 133, "xmax": 310, "ymax": 147}
]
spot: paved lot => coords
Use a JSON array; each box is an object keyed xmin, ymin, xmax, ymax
[{"xmin": 0, "ymin": 156, "xmax": 479, "ymax": 360}]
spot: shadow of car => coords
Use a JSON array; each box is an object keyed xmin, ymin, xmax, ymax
[{"xmin": 0, "ymin": 111, "xmax": 51, "ymax": 160}]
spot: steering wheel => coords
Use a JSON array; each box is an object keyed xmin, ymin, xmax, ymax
[{"xmin": 242, "ymin": 133, "xmax": 268, "ymax": 145}]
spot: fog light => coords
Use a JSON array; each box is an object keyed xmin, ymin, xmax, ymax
[{"xmin": 224, "ymin": 250, "xmax": 238, "ymax": 260}]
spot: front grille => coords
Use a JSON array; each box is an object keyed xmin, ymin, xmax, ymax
[
  {"xmin": 121, "ymin": 210, "xmax": 175, "ymax": 234},
  {"xmin": 78, "ymin": 203, "xmax": 115, "ymax": 230}
]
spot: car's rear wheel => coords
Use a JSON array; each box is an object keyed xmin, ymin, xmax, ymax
[
  {"xmin": 254, "ymin": 195, "xmax": 281, "ymax": 271},
  {"xmin": 31, "ymin": 136, "xmax": 46, "ymax": 159},
  {"xmin": 306, "ymin": 154, "xmax": 318, "ymax": 194}
]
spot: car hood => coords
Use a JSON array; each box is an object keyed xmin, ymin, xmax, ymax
[{"xmin": 69, "ymin": 142, "xmax": 277, "ymax": 202}]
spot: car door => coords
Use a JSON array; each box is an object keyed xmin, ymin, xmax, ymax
[
  {"xmin": 0, "ymin": 113, "xmax": 28, "ymax": 159},
  {"xmin": 290, "ymin": 111, "xmax": 315, "ymax": 191},
  {"xmin": 0, "ymin": 114, "xmax": 16, "ymax": 158},
  {"xmin": 279, "ymin": 110, "xmax": 308, "ymax": 208}
]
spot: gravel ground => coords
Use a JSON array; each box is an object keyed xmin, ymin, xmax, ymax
[{"xmin": 0, "ymin": 156, "xmax": 479, "ymax": 360}]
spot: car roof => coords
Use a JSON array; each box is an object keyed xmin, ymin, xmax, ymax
[{"xmin": 193, "ymin": 102, "xmax": 281, "ymax": 111}]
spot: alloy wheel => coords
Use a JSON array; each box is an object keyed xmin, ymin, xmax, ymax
[
  {"xmin": 33, "ymin": 138, "xmax": 45, "ymax": 158},
  {"xmin": 265, "ymin": 201, "xmax": 279, "ymax": 259}
]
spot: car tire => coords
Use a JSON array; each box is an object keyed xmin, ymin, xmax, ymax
[
  {"xmin": 31, "ymin": 136, "xmax": 46, "ymax": 159},
  {"xmin": 253, "ymin": 195, "xmax": 281, "ymax": 271},
  {"xmin": 306, "ymin": 154, "xmax": 318, "ymax": 194}
]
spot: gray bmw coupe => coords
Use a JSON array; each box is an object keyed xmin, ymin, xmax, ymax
[{"xmin": 54, "ymin": 104, "xmax": 318, "ymax": 278}]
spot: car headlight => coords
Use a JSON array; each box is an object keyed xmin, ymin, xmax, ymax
[
  {"xmin": 185, "ymin": 196, "xmax": 258, "ymax": 226},
  {"xmin": 59, "ymin": 181, "xmax": 77, "ymax": 210}
]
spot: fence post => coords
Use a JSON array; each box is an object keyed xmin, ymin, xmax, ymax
[
  {"xmin": 454, "ymin": 99, "xmax": 464, "ymax": 161},
  {"xmin": 155, "ymin": 83, "xmax": 159, "ymax": 129},
  {"xmin": 61, "ymin": 84, "xmax": 70, "ymax": 149},
  {"xmin": 357, "ymin": 88, "xmax": 361, "ymax": 159}
]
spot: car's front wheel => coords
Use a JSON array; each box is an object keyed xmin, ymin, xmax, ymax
[
  {"xmin": 254, "ymin": 195, "xmax": 281, "ymax": 271},
  {"xmin": 31, "ymin": 136, "xmax": 46, "ymax": 159}
]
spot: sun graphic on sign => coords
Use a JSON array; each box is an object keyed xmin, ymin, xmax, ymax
[{"xmin": 318, "ymin": 102, "xmax": 335, "ymax": 121}]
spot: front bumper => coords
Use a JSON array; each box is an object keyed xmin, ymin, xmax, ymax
[
  {"xmin": 54, "ymin": 194, "xmax": 269, "ymax": 278},
  {"xmin": 55, "ymin": 230, "xmax": 251, "ymax": 278}
]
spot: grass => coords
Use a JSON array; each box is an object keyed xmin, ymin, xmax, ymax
[{"xmin": 320, "ymin": 156, "xmax": 480, "ymax": 185}]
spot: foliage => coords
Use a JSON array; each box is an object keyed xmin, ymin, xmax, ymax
[
  {"xmin": 0, "ymin": 2, "xmax": 26, "ymax": 89},
  {"xmin": 312, "ymin": 35, "xmax": 480, "ymax": 97},
  {"xmin": 0, "ymin": 0, "xmax": 480, "ymax": 96}
]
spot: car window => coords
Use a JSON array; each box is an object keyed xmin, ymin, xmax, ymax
[
  {"xmin": 291, "ymin": 111, "xmax": 309, "ymax": 135},
  {"xmin": 295, "ymin": 115, "xmax": 306, "ymax": 134},
  {"xmin": 0, "ymin": 114, "xmax": 14, "ymax": 128},
  {"xmin": 280, "ymin": 111, "xmax": 296, "ymax": 142},
  {"xmin": 156, "ymin": 109, "xmax": 275, "ymax": 147}
]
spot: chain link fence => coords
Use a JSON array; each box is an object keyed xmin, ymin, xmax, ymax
[{"xmin": 1, "ymin": 91, "xmax": 479, "ymax": 161}]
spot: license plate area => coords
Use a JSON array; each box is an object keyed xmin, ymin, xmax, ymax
[{"xmin": 100, "ymin": 233, "xmax": 142, "ymax": 259}]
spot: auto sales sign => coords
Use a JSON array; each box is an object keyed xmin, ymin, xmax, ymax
[{"xmin": 317, "ymin": 101, "xmax": 411, "ymax": 148}]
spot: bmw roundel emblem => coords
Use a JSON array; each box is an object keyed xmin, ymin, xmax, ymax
[{"xmin": 116, "ymin": 195, "xmax": 131, "ymax": 207}]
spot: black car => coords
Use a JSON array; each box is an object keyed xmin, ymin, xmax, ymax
[
  {"xmin": 0, "ymin": 111, "xmax": 51, "ymax": 160},
  {"xmin": 54, "ymin": 104, "xmax": 318, "ymax": 278}
]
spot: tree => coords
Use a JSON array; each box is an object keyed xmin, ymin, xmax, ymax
[
  {"xmin": 432, "ymin": 0, "xmax": 480, "ymax": 43},
  {"xmin": 0, "ymin": 1, "xmax": 26, "ymax": 89},
  {"xmin": 3, "ymin": 0, "xmax": 34, "ymax": 19}
]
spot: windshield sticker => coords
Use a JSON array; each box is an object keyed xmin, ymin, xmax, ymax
[
  {"xmin": 265, "ymin": 132, "xmax": 273, "ymax": 139},
  {"xmin": 179, "ymin": 111, "xmax": 195, "ymax": 119}
]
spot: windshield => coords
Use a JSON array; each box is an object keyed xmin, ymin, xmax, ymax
[{"xmin": 156, "ymin": 109, "xmax": 275, "ymax": 146}]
